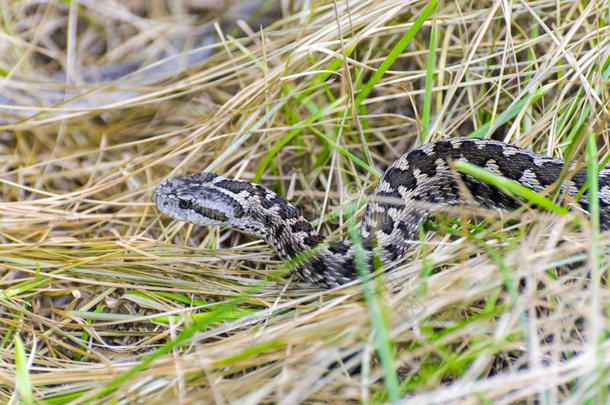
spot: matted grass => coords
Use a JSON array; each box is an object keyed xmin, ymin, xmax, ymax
[{"xmin": 1, "ymin": 0, "xmax": 609, "ymax": 403}]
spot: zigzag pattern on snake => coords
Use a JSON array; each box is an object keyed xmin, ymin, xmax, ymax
[{"xmin": 154, "ymin": 138, "xmax": 610, "ymax": 288}]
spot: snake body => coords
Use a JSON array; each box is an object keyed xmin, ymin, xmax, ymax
[{"xmin": 154, "ymin": 138, "xmax": 610, "ymax": 287}]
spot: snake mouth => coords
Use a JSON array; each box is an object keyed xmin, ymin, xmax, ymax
[
  {"xmin": 152, "ymin": 181, "xmax": 174, "ymax": 214},
  {"xmin": 152, "ymin": 184, "xmax": 163, "ymax": 208}
]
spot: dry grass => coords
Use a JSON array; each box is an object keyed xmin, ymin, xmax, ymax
[{"xmin": 1, "ymin": 0, "xmax": 609, "ymax": 403}]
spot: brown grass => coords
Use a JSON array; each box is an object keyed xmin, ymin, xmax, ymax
[{"xmin": 1, "ymin": 0, "xmax": 609, "ymax": 403}]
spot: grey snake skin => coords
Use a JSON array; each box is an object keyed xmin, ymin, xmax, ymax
[{"xmin": 154, "ymin": 138, "xmax": 610, "ymax": 288}]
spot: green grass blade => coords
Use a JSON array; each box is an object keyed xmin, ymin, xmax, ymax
[
  {"xmin": 215, "ymin": 341, "xmax": 285, "ymax": 366},
  {"xmin": 421, "ymin": 14, "xmax": 437, "ymax": 142},
  {"xmin": 226, "ymin": 34, "xmax": 266, "ymax": 71},
  {"xmin": 453, "ymin": 161, "xmax": 569, "ymax": 216},
  {"xmin": 353, "ymin": 0, "xmax": 438, "ymax": 109},
  {"xmin": 468, "ymin": 86, "xmax": 549, "ymax": 139},
  {"xmin": 310, "ymin": 127, "xmax": 381, "ymax": 177},
  {"xmin": 586, "ymin": 129, "xmax": 604, "ymax": 401},
  {"xmin": 253, "ymin": 96, "xmax": 346, "ymax": 182},
  {"xmin": 347, "ymin": 211, "xmax": 400, "ymax": 402},
  {"xmin": 586, "ymin": 129, "xmax": 600, "ymax": 296},
  {"xmin": 206, "ymin": 84, "xmax": 306, "ymax": 173},
  {"xmin": 14, "ymin": 333, "xmax": 33, "ymax": 405},
  {"xmin": 586, "ymin": 131, "xmax": 600, "ymax": 234}
]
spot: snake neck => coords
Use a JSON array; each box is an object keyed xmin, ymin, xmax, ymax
[
  {"xmin": 247, "ymin": 204, "xmax": 419, "ymax": 288},
  {"xmin": 241, "ymin": 199, "xmax": 371, "ymax": 287}
]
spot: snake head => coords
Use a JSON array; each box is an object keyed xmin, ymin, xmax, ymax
[{"xmin": 153, "ymin": 172, "xmax": 244, "ymax": 227}]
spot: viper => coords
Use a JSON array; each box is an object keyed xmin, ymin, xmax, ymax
[{"xmin": 154, "ymin": 137, "xmax": 610, "ymax": 288}]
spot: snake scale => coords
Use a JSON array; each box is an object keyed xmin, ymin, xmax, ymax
[{"xmin": 154, "ymin": 138, "xmax": 610, "ymax": 288}]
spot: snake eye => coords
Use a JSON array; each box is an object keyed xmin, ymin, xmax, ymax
[{"xmin": 178, "ymin": 199, "xmax": 192, "ymax": 209}]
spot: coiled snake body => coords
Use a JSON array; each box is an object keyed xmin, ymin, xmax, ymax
[{"xmin": 154, "ymin": 138, "xmax": 610, "ymax": 288}]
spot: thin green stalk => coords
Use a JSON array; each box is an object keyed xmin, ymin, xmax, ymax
[
  {"xmin": 421, "ymin": 14, "xmax": 437, "ymax": 143},
  {"xmin": 347, "ymin": 212, "xmax": 400, "ymax": 402},
  {"xmin": 353, "ymin": 0, "xmax": 438, "ymax": 110},
  {"xmin": 14, "ymin": 333, "xmax": 33, "ymax": 405},
  {"xmin": 453, "ymin": 161, "xmax": 569, "ymax": 216}
]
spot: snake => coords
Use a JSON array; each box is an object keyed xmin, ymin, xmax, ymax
[{"xmin": 154, "ymin": 137, "xmax": 610, "ymax": 288}]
